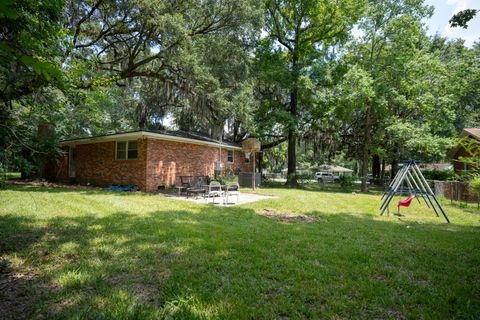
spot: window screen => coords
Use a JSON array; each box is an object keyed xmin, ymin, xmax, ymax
[
  {"xmin": 116, "ymin": 140, "xmax": 137, "ymax": 160},
  {"xmin": 227, "ymin": 150, "xmax": 234, "ymax": 163},
  {"xmin": 116, "ymin": 141, "xmax": 127, "ymax": 160},
  {"xmin": 127, "ymin": 140, "xmax": 138, "ymax": 159}
]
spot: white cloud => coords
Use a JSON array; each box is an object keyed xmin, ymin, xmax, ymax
[
  {"xmin": 446, "ymin": 0, "xmax": 478, "ymax": 14},
  {"xmin": 443, "ymin": 0, "xmax": 480, "ymax": 46}
]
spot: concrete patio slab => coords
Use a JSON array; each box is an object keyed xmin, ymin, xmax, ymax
[{"xmin": 163, "ymin": 192, "xmax": 278, "ymax": 206}]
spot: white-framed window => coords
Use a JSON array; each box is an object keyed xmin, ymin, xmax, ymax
[
  {"xmin": 227, "ymin": 150, "xmax": 234, "ymax": 163},
  {"xmin": 244, "ymin": 152, "xmax": 250, "ymax": 163},
  {"xmin": 116, "ymin": 140, "xmax": 138, "ymax": 160}
]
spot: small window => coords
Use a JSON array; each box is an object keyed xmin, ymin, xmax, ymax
[
  {"xmin": 244, "ymin": 152, "xmax": 250, "ymax": 163},
  {"xmin": 227, "ymin": 150, "xmax": 234, "ymax": 163},
  {"xmin": 116, "ymin": 141, "xmax": 127, "ymax": 160},
  {"xmin": 128, "ymin": 140, "xmax": 138, "ymax": 159},
  {"xmin": 116, "ymin": 140, "xmax": 138, "ymax": 160}
]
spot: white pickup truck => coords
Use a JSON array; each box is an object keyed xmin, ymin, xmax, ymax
[{"xmin": 315, "ymin": 172, "xmax": 340, "ymax": 183}]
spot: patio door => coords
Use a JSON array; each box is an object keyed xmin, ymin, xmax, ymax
[{"xmin": 69, "ymin": 146, "xmax": 76, "ymax": 178}]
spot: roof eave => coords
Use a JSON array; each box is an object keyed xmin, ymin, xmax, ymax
[{"xmin": 59, "ymin": 131, "xmax": 242, "ymax": 150}]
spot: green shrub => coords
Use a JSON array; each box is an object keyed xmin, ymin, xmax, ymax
[
  {"xmin": 421, "ymin": 170, "xmax": 455, "ymax": 181},
  {"xmin": 217, "ymin": 168, "xmax": 238, "ymax": 186},
  {"xmin": 470, "ymin": 176, "xmax": 480, "ymax": 201},
  {"xmin": 296, "ymin": 172, "xmax": 313, "ymax": 186},
  {"xmin": 339, "ymin": 175, "xmax": 355, "ymax": 189},
  {"xmin": 0, "ymin": 258, "xmax": 11, "ymax": 274}
]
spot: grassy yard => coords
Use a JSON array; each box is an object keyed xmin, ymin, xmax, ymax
[{"xmin": 1, "ymin": 184, "xmax": 479, "ymax": 319}]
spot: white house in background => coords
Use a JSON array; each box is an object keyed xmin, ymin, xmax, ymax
[{"xmin": 317, "ymin": 165, "xmax": 353, "ymax": 176}]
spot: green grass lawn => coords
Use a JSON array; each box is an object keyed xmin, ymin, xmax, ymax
[{"xmin": 1, "ymin": 184, "xmax": 479, "ymax": 319}]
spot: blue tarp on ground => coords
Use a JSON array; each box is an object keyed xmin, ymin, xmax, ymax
[{"xmin": 104, "ymin": 184, "xmax": 139, "ymax": 192}]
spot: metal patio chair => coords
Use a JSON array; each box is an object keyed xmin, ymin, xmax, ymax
[
  {"xmin": 224, "ymin": 183, "xmax": 240, "ymax": 204},
  {"xmin": 206, "ymin": 181, "xmax": 224, "ymax": 204}
]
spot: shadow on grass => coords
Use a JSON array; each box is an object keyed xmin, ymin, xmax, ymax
[
  {"xmin": 1, "ymin": 194, "xmax": 480, "ymax": 318},
  {"xmin": 0, "ymin": 214, "xmax": 49, "ymax": 319},
  {"xmin": 5, "ymin": 183, "xmax": 150, "ymax": 197}
]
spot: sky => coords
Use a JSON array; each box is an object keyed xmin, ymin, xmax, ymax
[{"xmin": 424, "ymin": 0, "xmax": 480, "ymax": 46}]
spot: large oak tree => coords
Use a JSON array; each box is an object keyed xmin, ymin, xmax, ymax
[{"xmin": 262, "ymin": 0, "xmax": 365, "ymax": 186}]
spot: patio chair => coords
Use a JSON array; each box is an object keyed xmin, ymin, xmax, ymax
[
  {"xmin": 194, "ymin": 176, "xmax": 209, "ymax": 187},
  {"xmin": 206, "ymin": 181, "xmax": 224, "ymax": 204},
  {"xmin": 224, "ymin": 183, "xmax": 240, "ymax": 205},
  {"xmin": 186, "ymin": 176, "xmax": 209, "ymax": 199},
  {"xmin": 176, "ymin": 176, "xmax": 193, "ymax": 195}
]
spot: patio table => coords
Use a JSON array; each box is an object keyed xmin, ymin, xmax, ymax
[
  {"xmin": 202, "ymin": 185, "xmax": 227, "ymax": 190},
  {"xmin": 176, "ymin": 185, "xmax": 187, "ymax": 195},
  {"xmin": 186, "ymin": 187, "xmax": 206, "ymax": 199},
  {"xmin": 203, "ymin": 185, "xmax": 227, "ymax": 204}
]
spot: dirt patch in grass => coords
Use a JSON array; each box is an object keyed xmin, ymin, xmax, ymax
[
  {"xmin": 258, "ymin": 209, "xmax": 319, "ymax": 223},
  {"xmin": 0, "ymin": 270, "xmax": 40, "ymax": 319},
  {"xmin": 108, "ymin": 272, "xmax": 163, "ymax": 305},
  {"xmin": 48, "ymin": 296, "xmax": 77, "ymax": 317},
  {"xmin": 385, "ymin": 308, "xmax": 406, "ymax": 320},
  {"xmin": 371, "ymin": 273, "xmax": 388, "ymax": 282}
]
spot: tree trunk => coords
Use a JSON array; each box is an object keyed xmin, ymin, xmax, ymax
[
  {"xmin": 391, "ymin": 160, "xmax": 398, "ymax": 179},
  {"xmin": 285, "ymin": 54, "xmax": 299, "ymax": 187},
  {"xmin": 380, "ymin": 158, "xmax": 385, "ymax": 185},
  {"xmin": 37, "ymin": 123, "xmax": 55, "ymax": 179},
  {"xmin": 372, "ymin": 154, "xmax": 381, "ymax": 186},
  {"xmin": 258, "ymin": 151, "xmax": 263, "ymax": 175},
  {"xmin": 360, "ymin": 156, "xmax": 369, "ymax": 192},
  {"xmin": 286, "ymin": 127, "xmax": 298, "ymax": 186},
  {"xmin": 137, "ymin": 102, "xmax": 147, "ymax": 130},
  {"xmin": 360, "ymin": 106, "xmax": 372, "ymax": 192}
]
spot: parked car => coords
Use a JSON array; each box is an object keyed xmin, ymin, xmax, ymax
[{"xmin": 315, "ymin": 172, "xmax": 339, "ymax": 183}]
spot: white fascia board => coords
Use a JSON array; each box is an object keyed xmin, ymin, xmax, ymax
[
  {"xmin": 142, "ymin": 132, "xmax": 242, "ymax": 150},
  {"xmin": 60, "ymin": 131, "xmax": 243, "ymax": 150},
  {"xmin": 59, "ymin": 132, "xmax": 143, "ymax": 146}
]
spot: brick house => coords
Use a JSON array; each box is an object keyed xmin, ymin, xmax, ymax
[
  {"xmin": 54, "ymin": 131, "xmax": 253, "ymax": 192},
  {"xmin": 450, "ymin": 128, "xmax": 480, "ymax": 172}
]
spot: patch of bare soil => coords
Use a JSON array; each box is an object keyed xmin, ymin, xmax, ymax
[
  {"xmin": 258, "ymin": 209, "xmax": 319, "ymax": 223},
  {"xmin": 0, "ymin": 270, "xmax": 39, "ymax": 320},
  {"xmin": 371, "ymin": 273, "xmax": 388, "ymax": 282},
  {"xmin": 108, "ymin": 272, "xmax": 164, "ymax": 305},
  {"xmin": 385, "ymin": 308, "xmax": 406, "ymax": 320}
]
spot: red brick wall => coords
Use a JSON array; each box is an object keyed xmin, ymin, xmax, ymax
[
  {"xmin": 44, "ymin": 148, "xmax": 69, "ymax": 181},
  {"xmin": 145, "ymin": 138, "xmax": 252, "ymax": 192},
  {"xmin": 226, "ymin": 150, "xmax": 253, "ymax": 173},
  {"xmin": 74, "ymin": 138, "xmax": 147, "ymax": 190},
  {"xmin": 55, "ymin": 150, "xmax": 69, "ymax": 181},
  {"xmin": 53, "ymin": 137, "xmax": 252, "ymax": 192}
]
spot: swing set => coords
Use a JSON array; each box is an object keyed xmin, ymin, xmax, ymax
[{"xmin": 379, "ymin": 160, "xmax": 450, "ymax": 223}]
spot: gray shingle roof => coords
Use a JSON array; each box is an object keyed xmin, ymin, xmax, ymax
[{"xmin": 60, "ymin": 130, "xmax": 241, "ymax": 148}]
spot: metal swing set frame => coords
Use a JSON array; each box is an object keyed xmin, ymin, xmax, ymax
[{"xmin": 379, "ymin": 160, "xmax": 450, "ymax": 223}]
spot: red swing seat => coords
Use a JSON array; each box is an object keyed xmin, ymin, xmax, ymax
[{"xmin": 397, "ymin": 195, "xmax": 414, "ymax": 213}]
